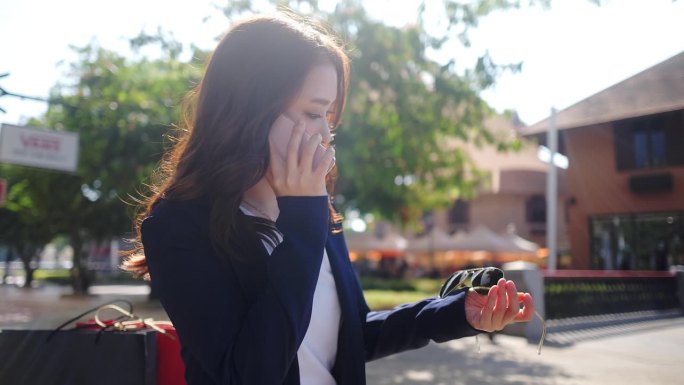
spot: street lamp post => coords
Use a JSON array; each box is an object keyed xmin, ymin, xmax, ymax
[{"xmin": 546, "ymin": 108, "xmax": 558, "ymax": 271}]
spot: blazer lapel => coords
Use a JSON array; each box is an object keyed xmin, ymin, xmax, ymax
[
  {"xmin": 325, "ymin": 232, "xmax": 359, "ymax": 327},
  {"xmin": 326, "ymin": 231, "xmax": 368, "ymax": 384}
]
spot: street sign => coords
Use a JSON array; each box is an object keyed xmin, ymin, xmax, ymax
[
  {"xmin": 0, "ymin": 178, "xmax": 6, "ymax": 207},
  {"xmin": 0, "ymin": 124, "xmax": 79, "ymax": 172}
]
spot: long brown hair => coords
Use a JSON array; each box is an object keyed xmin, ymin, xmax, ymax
[{"xmin": 121, "ymin": 13, "xmax": 349, "ymax": 279}]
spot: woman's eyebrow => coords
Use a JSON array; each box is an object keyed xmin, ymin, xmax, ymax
[{"xmin": 310, "ymin": 97, "xmax": 333, "ymax": 106}]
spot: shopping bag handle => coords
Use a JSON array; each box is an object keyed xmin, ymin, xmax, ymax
[
  {"xmin": 46, "ymin": 299, "xmax": 134, "ymax": 343},
  {"xmin": 46, "ymin": 299, "xmax": 176, "ymax": 344}
]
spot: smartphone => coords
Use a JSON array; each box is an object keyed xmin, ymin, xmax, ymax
[{"xmin": 269, "ymin": 114, "xmax": 335, "ymax": 173}]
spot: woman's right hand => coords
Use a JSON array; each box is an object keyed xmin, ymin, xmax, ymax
[
  {"xmin": 266, "ymin": 119, "xmax": 335, "ymax": 197},
  {"xmin": 464, "ymin": 278, "xmax": 535, "ymax": 332}
]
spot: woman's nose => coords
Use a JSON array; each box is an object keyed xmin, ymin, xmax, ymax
[
  {"xmin": 307, "ymin": 122, "xmax": 332, "ymax": 146},
  {"xmin": 321, "ymin": 125, "xmax": 333, "ymax": 146}
]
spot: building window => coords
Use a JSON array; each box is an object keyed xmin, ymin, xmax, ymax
[
  {"xmin": 526, "ymin": 195, "xmax": 546, "ymax": 224},
  {"xmin": 590, "ymin": 212, "xmax": 684, "ymax": 270},
  {"xmin": 448, "ymin": 199, "xmax": 469, "ymax": 231},
  {"xmin": 615, "ymin": 110, "xmax": 684, "ymax": 171},
  {"xmin": 633, "ymin": 126, "xmax": 666, "ymax": 168}
]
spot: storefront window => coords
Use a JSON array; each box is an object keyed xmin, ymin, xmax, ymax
[{"xmin": 590, "ymin": 212, "xmax": 683, "ymax": 270}]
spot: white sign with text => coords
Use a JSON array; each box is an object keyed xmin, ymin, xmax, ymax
[{"xmin": 0, "ymin": 124, "xmax": 79, "ymax": 172}]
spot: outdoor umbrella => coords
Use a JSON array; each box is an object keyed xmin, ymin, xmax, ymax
[
  {"xmin": 501, "ymin": 231, "xmax": 540, "ymax": 253},
  {"xmin": 344, "ymin": 231, "xmax": 377, "ymax": 253},
  {"xmin": 451, "ymin": 225, "xmax": 533, "ymax": 253},
  {"xmin": 367, "ymin": 231, "xmax": 408, "ymax": 254},
  {"xmin": 406, "ymin": 227, "xmax": 459, "ymax": 253}
]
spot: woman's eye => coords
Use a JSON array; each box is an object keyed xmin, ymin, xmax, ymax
[{"xmin": 306, "ymin": 110, "xmax": 333, "ymax": 120}]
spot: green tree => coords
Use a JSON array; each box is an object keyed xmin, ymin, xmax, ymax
[
  {"xmin": 0, "ymin": 175, "xmax": 54, "ymax": 288},
  {"xmin": 330, "ymin": 4, "xmax": 502, "ymax": 227},
  {"xmin": 7, "ymin": 33, "xmax": 202, "ymax": 293}
]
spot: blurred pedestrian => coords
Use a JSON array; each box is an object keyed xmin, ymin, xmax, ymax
[{"xmin": 121, "ymin": 12, "xmax": 535, "ymax": 385}]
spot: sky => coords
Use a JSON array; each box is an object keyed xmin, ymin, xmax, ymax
[{"xmin": 1, "ymin": 0, "xmax": 683, "ymax": 127}]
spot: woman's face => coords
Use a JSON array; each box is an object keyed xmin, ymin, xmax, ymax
[{"xmin": 282, "ymin": 62, "xmax": 338, "ymax": 147}]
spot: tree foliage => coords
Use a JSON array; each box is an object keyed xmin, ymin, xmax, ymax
[
  {"xmin": 0, "ymin": 174, "xmax": 54, "ymax": 287},
  {"xmin": 2, "ymin": 34, "xmax": 201, "ymax": 292}
]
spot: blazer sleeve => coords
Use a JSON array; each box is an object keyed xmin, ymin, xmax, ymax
[
  {"xmin": 362, "ymin": 288, "xmax": 481, "ymax": 362},
  {"xmin": 141, "ymin": 195, "xmax": 329, "ymax": 384}
]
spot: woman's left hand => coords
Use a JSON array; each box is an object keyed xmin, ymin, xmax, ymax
[{"xmin": 464, "ymin": 278, "xmax": 535, "ymax": 332}]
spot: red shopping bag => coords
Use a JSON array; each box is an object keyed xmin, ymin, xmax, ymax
[{"xmin": 154, "ymin": 323, "xmax": 186, "ymax": 385}]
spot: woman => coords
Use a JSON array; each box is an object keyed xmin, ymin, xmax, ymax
[{"xmin": 122, "ymin": 13, "xmax": 535, "ymax": 385}]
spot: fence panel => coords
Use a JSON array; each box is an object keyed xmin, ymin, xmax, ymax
[{"xmin": 543, "ymin": 270, "xmax": 679, "ymax": 319}]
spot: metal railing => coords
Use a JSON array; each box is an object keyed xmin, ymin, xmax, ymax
[{"xmin": 543, "ymin": 270, "xmax": 680, "ymax": 319}]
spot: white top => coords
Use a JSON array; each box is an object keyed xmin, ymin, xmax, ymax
[
  {"xmin": 239, "ymin": 204, "xmax": 341, "ymax": 385},
  {"xmin": 296, "ymin": 248, "xmax": 341, "ymax": 385}
]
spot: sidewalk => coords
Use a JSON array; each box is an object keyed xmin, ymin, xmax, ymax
[
  {"xmin": 0, "ymin": 282, "xmax": 166, "ymax": 329},
  {"xmin": 2, "ymin": 283, "xmax": 683, "ymax": 384},
  {"xmin": 366, "ymin": 316, "xmax": 684, "ymax": 385}
]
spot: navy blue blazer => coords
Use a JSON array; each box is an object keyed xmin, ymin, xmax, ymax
[{"xmin": 141, "ymin": 195, "xmax": 479, "ymax": 385}]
